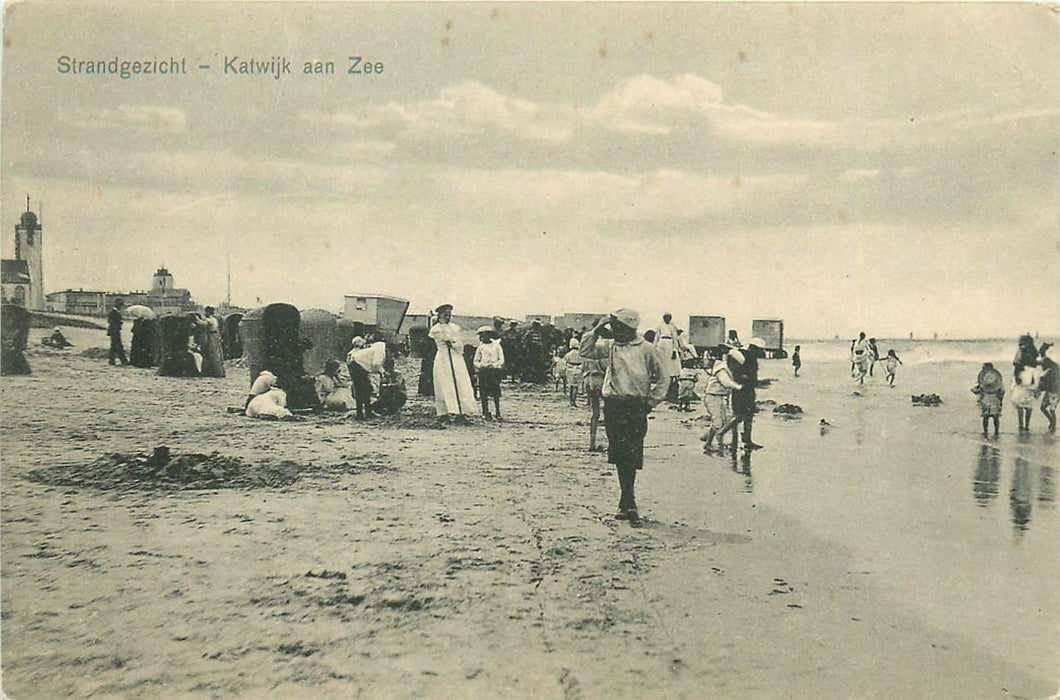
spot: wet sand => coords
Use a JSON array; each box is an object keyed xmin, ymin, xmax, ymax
[{"xmin": 2, "ymin": 328, "xmax": 1057, "ymax": 698}]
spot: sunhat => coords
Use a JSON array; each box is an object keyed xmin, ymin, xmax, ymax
[{"xmin": 978, "ymin": 365, "xmax": 1003, "ymax": 391}]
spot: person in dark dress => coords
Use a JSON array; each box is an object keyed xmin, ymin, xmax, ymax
[
  {"xmin": 107, "ymin": 299, "xmax": 128, "ymax": 366},
  {"xmin": 732, "ymin": 337, "xmax": 765, "ymax": 450}
]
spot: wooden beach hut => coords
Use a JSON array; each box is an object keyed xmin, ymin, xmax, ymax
[
  {"xmin": 342, "ymin": 294, "xmax": 409, "ymax": 343},
  {"xmin": 751, "ymin": 318, "xmax": 785, "ymax": 358},
  {"xmin": 688, "ymin": 315, "xmax": 726, "ymax": 355}
]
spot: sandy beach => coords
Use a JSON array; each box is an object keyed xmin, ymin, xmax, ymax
[{"xmin": 1, "ymin": 327, "xmax": 1056, "ymax": 699}]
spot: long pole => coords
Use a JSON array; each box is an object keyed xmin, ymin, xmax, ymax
[{"xmin": 445, "ymin": 340, "xmax": 463, "ymax": 415}]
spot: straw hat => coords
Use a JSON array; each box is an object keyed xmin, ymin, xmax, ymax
[{"xmin": 476, "ymin": 325, "xmax": 494, "ymax": 335}]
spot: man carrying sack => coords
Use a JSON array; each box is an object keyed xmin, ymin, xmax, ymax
[{"xmin": 578, "ymin": 308, "xmax": 667, "ymax": 525}]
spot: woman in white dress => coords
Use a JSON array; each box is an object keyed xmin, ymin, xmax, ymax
[
  {"xmin": 653, "ymin": 313, "xmax": 684, "ymax": 385},
  {"xmin": 428, "ymin": 304, "xmax": 477, "ymax": 426}
]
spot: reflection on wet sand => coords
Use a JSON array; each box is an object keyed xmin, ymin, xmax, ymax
[
  {"xmin": 971, "ymin": 446, "xmax": 1055, "ymax": 536},
  {"xmin": 1038, "ymin": 465, "xmax": 1055, "ymax": 508},
  {"xmin": 973, "ymin": 444, "xmax": 1001, "ymax": 507},
  {"xmin": 728, "ymin": 449, "xmax": 753, "ymax": 493},
  {"xmin": 1010, "ymin": 457, "xmax": 1032, "ymax": 535}
]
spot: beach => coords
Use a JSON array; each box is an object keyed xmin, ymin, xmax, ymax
[{"xmin": 1, "ymin": 328, "xmax": 1057, "ymax": 698}]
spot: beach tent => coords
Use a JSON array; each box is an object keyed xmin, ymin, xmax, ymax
[
  {"xmin": 300, "ymin": 308, "xmax": 339, "ymax": 377},
  {"xmin": 1, "ymin": 303, "xmax": 31, "ymax": 375},
  {"xmin": 242, "ymin": 303, "xmax": 317, "ymax": 410},
  {"xmin": 157, "ymin": 314, "xmax": 199, "ymax": 377},
  {"xmin": 221, "ymin": 313, "xmax": 243, "ymax": 360},
  {"xmin": 130, "ymin": 317, "xmax": 161, "ymax": 368}
]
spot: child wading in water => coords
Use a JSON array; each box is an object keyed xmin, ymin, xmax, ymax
[
  {"xmin": 883, "ymin": 349, "xmax": 903, "ymax": 387},
  {"xmin": 972, "ymin": 362, "xmax": 1004, "ymax": 438},
  {"xmin": 792, "ymin": 345, "xmax": 801, "ymax": 377}
]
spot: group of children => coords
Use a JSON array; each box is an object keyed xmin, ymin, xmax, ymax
[
  {"xmin": 973, "ymin": 337, "xmax": 1058, "ymax": 437},
  {"xmin": 849, "ymin": 333, "xmax": 904, "ymax": 386}
]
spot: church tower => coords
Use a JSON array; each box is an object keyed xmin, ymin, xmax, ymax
[
  {"xmin": 152, "ymin": 265, "xmax": 173, "ymax": 293},
  {"xmin": 14, "ymin": 196, "xmax": 44, "ymax": 310}
]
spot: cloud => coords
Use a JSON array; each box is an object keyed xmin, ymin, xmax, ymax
[
  {"xmin": 841, "ymin": 169, "xmax": 880, "ymax": 182},
  {"xmin": 590, "ymin": 73, "xmax": 724, "ymax": 135},
  {"xmin": 59, "ymin": 104, "xmax": 187, "ymax": 134},
  {"xmin": 301, "ymin": 81, "xmax": 574, "ymax": 144}
]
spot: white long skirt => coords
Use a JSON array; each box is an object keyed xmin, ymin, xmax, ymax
[
  {"xmin": 656, "ymin": 338, "xmax": 681, "ymax": 378},
  {"xmin": 433, "ymin": 345, "xmax": 476, "ymax": 416}
]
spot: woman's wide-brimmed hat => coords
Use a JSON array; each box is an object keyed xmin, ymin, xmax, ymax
[
  {"xmin": 978, "ymin": 366, "xmax": 1003, "ymax": 390},
  {"xmin": 476, "ymin": 325, "xmax": 494, "ymax": 335},
  {"xmin": 435, "ymin": 303, "xmax": 454, "ymax": 314}
]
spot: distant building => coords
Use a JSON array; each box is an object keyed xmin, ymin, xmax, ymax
[
  {"xmin": 1, "ymin": 197, "xmax": 44, "ymax": 309},
  {"xmin": 45, "ymin": 266, "xmax": 197, "ymax": 316},
  {"xmin": 46, "ymin": 289, "xmax": 108, "ymax": 315},
  {"xmin": 143, "ymin": 266, "xmax": 196, "ymax": 313},
  {"xmin": 1, "ymin": 260, "xmax": 31, "ymax": 307}
]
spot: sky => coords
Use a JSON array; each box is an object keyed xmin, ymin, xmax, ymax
[{"xmin": 1, "ymin": 2, "xmax": 1057, "ymax": 339}]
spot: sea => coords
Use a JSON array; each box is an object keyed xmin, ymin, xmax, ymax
[{"xmin": 696, "ymin": 336, "xmax": 1059, "ymax": 680}]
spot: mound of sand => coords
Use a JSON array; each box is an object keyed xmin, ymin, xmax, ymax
[{"xmin": 28, "ymin": 449, "xmax": 302, "ymax": 491}]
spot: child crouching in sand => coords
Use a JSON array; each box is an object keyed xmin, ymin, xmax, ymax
[{"xmin": 972, "ymin": 362, "xmax": 1004, "ymax": 438}]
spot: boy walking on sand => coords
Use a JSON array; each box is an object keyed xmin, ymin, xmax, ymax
[{"xmin": 578, "ymin": 309, "xmax": 667, "ymax": 525}]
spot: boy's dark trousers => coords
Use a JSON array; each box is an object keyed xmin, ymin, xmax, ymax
[
  {"xmin": 108, "ymin": 335, "xmax": 127, "ymax": 365},
  {"xmin": 603, "ymin": 396, "xmax": 648, "ymax": 513}
]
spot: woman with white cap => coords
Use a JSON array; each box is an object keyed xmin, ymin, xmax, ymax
[
  {"xmin": 346, "ymin": 335, "xmax": 387, "ymax": 420},
  {"xmin": 428, "ymin": 304, "xmax": 477, "ymax": 426},
  {"xmin": 579, "ymin": 308, "xmax": 668, "ymax": 525},
  {"xmin": 653, "ymin": 312, "xmax": 686, "ymax": 399},
  {"xmin": 701, "ymin": 346, "xmax": 744, "ymax": 451}
]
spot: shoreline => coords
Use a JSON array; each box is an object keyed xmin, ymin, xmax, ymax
[{"xmin": 1, "ymin": 337, "xmax": 1057, "ymax": 697}]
